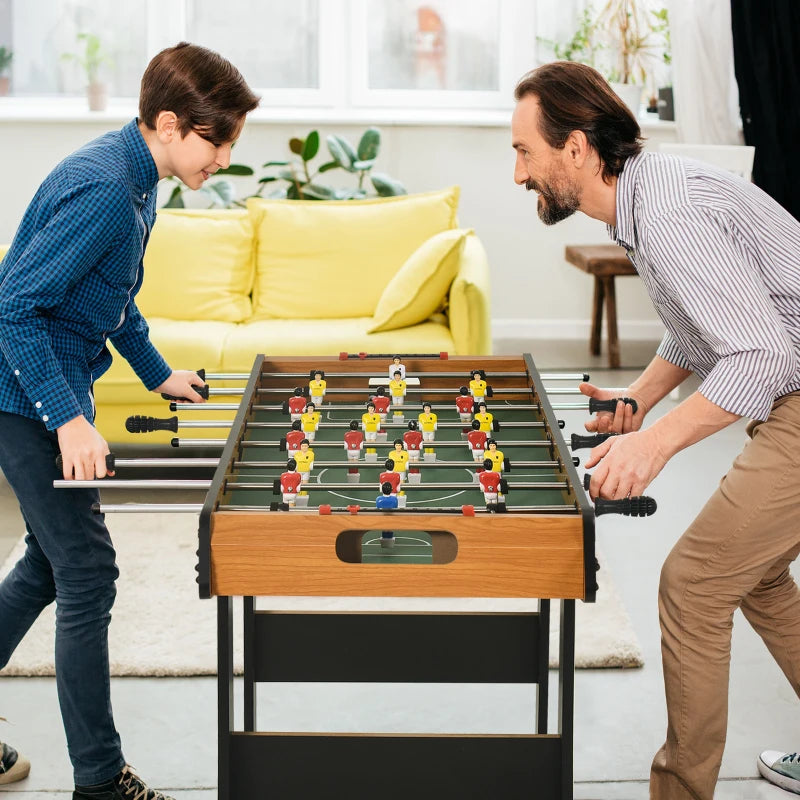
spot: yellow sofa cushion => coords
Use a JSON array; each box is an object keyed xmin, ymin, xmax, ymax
[
  {"xmin": 368, "ymin": 228, "xmax": 469, "ymax": 333},
  {"xmin": 247, "ymin": 187, "xmax": 460, "ymax": 320},
  {"xmin": 137, "ymin": 209, "xmax": 254, "ymax": 322}
]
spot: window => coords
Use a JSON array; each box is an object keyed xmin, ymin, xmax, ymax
[{"xmin": 0, "ymin": 0, "xmax": 537, "ymax": 111}]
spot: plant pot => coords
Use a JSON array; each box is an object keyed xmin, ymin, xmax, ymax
[
  {"xmin": 87, "ymin": 81, "xmax": 108, "ymax": 112},
  {"xmin": 609, "ymin": 81, "xmax": 643, "ymax": 117},
  {"xmin": 0, "ymin": 76, "xmax": 9, "ymax": 97},
  {"xmin": 657, "ymin": 86, "xmax": 674, "ymax": 121}
]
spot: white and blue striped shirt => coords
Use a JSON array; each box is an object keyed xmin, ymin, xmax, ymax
[{"xmin": 610, "ymin": 151, "xmax": 800, "ymax": 420}]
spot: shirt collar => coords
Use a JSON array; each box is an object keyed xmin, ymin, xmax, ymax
[
  {"xmin": 121, "ymin": 118, "xmax": 159, "ymax": 193},
  {"xmin": 608, "ymin": 151, "xmax": 647, "ymax": 250}
]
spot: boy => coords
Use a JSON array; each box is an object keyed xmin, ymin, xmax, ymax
[{"xmin": 0, "ymin": 43, "xmax": 258, "ymax": 799}]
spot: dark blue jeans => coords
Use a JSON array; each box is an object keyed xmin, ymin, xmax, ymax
[{"xmin": 0, "ymin": 412, "xmax": 124, "ymax": 785}]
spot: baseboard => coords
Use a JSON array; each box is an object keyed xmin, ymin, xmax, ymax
[{"xmin": 492, "ymin": 318, "xmax": 665, "ymax": 342}]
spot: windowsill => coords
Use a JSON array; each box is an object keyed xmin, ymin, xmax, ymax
[{"xmin": 0, "ymin": 95, "xmax": 677, "ymax": 130}]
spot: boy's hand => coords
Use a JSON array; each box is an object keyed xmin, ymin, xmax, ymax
[
  {"xmin": 57, "ymin": 416, "xmax": 114, "ymax": 480},
  {"xmin": 579, "ymin": 382, "xmax": 646, "ymax": 434},
  {"xmin": 154, "ymin": 370, "xmax": 207, "ymax": 403}
]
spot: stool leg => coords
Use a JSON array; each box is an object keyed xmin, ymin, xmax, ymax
[
  {"xmin": 604, "ymin": 276, "xmax": 621, "ymax": 368},
  {"xmin": 590, "ymin": 277, "xmax": 604, "ymax": 356}
]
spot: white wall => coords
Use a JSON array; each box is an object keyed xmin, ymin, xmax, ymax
[{"xmin": 0, "ymin": 112, "xmax": 676, "ymax": 343}]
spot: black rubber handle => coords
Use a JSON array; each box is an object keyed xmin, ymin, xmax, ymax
[
  {"xmin": 126, "ymin": 415, "xmax": 179, "ymax": 433},
  {"xmin": 196, "ymin": 369, "xmax": 206, "ymax": 381},
  {"xmin": 56, "ymin": 453, "xmax": 115, "ymax": 472},
  {"xmin": 571, "ymin": 432, "xmax": 617, "ymax": 451},
  {"xmin": 589, "ymin": 397, "xmax": 638, "ymax": 414},
  {"xmin": 572, "ymin": 456, "xmax": 580, "ymax": 467},
  {"xmin": 582, "ymin": 473, "xmax": 657, "ymax": 516},
  {"xmin": 160, "ymin": 384, "xmax": 210, "ymax": 401}
]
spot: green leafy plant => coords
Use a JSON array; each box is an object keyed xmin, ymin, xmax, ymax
[
  {"xmin": 0, "ymin": 46, "xmax": 13, "ymax": 76},
  {"xmin": 61, "ymin": 32, "xmax": 112, "ymax": 83},
  {"xmin": 160, "ymin": 164, "xmax": 255, "ymax": 209},
  {"xmin": 537, "ymin": 8, "xmax": 600, "ymax": 67},
  {"xmin": 257, "ymin": 128, "xmax": 406, "ymax": 200}
]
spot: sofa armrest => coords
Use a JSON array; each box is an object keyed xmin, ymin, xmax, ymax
[
  {"xmin": 448, "ymin": 233, "xmax": 492, "ymax": 355},
  {"xmin": 0, "ymin": 244, "xmax": 9, "ymax": 261}
]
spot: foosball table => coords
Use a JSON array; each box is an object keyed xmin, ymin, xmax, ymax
[{"xmin": 61, "ymin": 352, "xmax": 655, "ymax": 800}]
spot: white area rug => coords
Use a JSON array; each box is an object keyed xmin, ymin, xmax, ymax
[{"xmin": 0, "ymin": 513, "xmax": 643, "ymax": 677}]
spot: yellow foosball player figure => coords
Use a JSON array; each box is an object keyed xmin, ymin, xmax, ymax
[
  {"xmin": 474, "ymin": 402, "xmax": 494, "ymax": 433},
  {"xmin": 389, "ymin": 371, "xmax": 407, "ymax": 407},
  {"xmin": 308, "ymin": 370, "xmax": 326, "ymax": 406},
  {"xmin": 279, "ymin": 459, "xmax": 302, "ymax": 506},
  {"xmin": 361, "ymin": 401, "xmax": 381, "ymax": 443},
  {"xmin": 300, "ymin": 402, "xmax": 321, "ymax": 442},
  {"xmin": 482, "ymin": 438, "xmax": 505, "ymax": 472},
  {"xmin": 388, "ymin": 439, "xmax": 409, "ymax": 475},
  {"xmin": 294, "ymin": 440, "xmax": 315, "ymax": 482},
  {"xmin": 469, "ymin": 370, "xmax": 487, "ymax": 400},
  {"xmin": 388, "ymin": 355, "xmax": 406, "ymax": 382},
  {"xmin": 418, "ymin": 401, "xmax": 438, "ymax": 443}
]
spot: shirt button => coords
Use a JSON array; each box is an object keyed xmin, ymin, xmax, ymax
[
  {"xmin": 42, "ymin": 415, "xmax": 49, "ymax": 422},
  {"xmin": 35, "ymin": 401, "xmax": 42, "ymax": 408},
  {"xmin": 13, "ymin": 369, "xmax": 19, "ymax": 376},
  {"xmin": 142, "ymin": 193, "xmax": 147, "ymax": 200}
]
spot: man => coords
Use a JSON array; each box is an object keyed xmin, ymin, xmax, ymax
[
  {"xmin": 511, "ymin": 60, "xmax": 800, "ymax": 799},
  {"xmin": 0, "ymin": 42, "xmax": 258, "ymax": 799}
]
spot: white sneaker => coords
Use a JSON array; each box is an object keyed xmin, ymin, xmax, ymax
[{"xmin": 758, "ymin": 751, "xmax": 800, "ymax": 794}]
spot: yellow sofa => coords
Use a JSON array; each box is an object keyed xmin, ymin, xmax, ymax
[{"xmin": 1, "ymin": 187, "xmax": 491, "ymax": 443}]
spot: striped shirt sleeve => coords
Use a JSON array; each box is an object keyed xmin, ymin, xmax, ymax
[
  {"xmin": 655, "ymin": 331, "xmax": 693, "ymax": 370},
  {"xmin": 108, "ymin": 299, "xmax": 171, "ymax": 390},
  {"xmin": 646, "ymin": 208, "xmax": 797, "ymax": 419}
]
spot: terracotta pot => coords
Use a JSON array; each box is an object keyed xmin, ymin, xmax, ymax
[
  {"xmin": 87, "ymin": 81, "xmax": 108, "ymax": 112},
  {"xmin": 0, "ymin": 76, "xmax": 9, "ymax": 97}
]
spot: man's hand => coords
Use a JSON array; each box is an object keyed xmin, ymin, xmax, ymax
[
  {"xmin": 57, "ymin": 415, "xmax": 114, "ymax": 480},
  {"xmin": 580, "ymin": 382, "xmax": 647, "ymax": 434},
  {"xmin": 584, "ymin": 429, "xmax": 667, "ymax": 499},
  {"xmin": 154, "ymin": 370, "xmax": 206, "ymax": 403}
]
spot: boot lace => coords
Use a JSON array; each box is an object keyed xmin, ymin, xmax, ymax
[{"xmin": 116, "ymin": 765, "xmax": 173, "ymax": 800}]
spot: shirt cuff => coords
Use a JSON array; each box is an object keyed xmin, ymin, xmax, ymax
[
  {"xmin": 26, "ymin": 374, "xmax": 84, "ymax": 430},
  {"xmin": 698, "ymin": 353, "xmax": 793, "ymax": 420}
]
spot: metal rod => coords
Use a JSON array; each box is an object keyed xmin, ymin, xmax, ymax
[
  {"xmin": 255, "ymin": 387, "xmax": 535, "ymax": 395},
  {"xmin": 239, "ymin": 421, "xmax": 547, "ymax": 430},
  {"xmin": 226, "ymin": 481, "xmax": 569, "ymax": 491},
  {"xmin": 206, "ymin": 371, "xmax": 587, "ymax": 382},
  {"xmin": 218, "ymin": 503, "xmax": 578, "ymax": 514},
  {"xmin": 260, "ymin": 439, "xmax": 552, "ymax": 448},
  {"xmin": 94, "ymin": 504, "xmax": 204, "ymax": 514},
  {"xmin": 232, "ymin": 459, "xmax": 564, "ymax": 469},
  {"xmin": 55, "ymin": 479, "xmax": 211, "ymax": 490},
  {"xmin": 112, "ymin": 458, "xmax": 220, "ymax": 468},
  {"xmin": 172, "ymin": 439, "xmax": 226, "ymax": 447}
]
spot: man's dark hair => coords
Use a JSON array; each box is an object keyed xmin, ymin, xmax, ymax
[
  {"xmin": 139, "ymin": 42, "xmax": 260, "ymax": 144},
  {"xmin": 514, "ymin": 61, "xmax": 644, "ymax": 182}
]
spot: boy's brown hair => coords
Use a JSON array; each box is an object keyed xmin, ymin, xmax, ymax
[
  {"xmin": 514, "ymin": 61, "xmax": 644, "ymax": 183},
  {"xmin": 139, "ymin": 42, "xmax": 260, "ymax": 145}
]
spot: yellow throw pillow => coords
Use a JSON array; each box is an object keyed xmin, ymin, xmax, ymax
[
  {"xmin": 247, "ymin": 187, "xmax": 460, "ymax": 320},
  {"xmin": 367, "ymin": 228, "xmax": 470, "ymax": 333},
  {"xmin": 137, "ymin": 209, "xmax": 254, "ymax": 322}
]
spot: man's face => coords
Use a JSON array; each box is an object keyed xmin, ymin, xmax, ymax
[{"xmin": 512, "ymin": 95, "xmax": 581, "ymax": 226}]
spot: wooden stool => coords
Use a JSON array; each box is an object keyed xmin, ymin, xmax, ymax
[{"xmin": 564, "ymin": 244, "xmax": 637, "ymax": 368}]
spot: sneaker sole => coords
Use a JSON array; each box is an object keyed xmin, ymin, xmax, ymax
[
  {"xmin": 758, "ymin": 754, "xmax": 800, "ymax": 795},
  {"xmin": 0, "ymin": 754, "xmax": 31, "ymax": 785}
]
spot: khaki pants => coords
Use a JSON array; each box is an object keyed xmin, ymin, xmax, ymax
[{"xmin": 651, "ymin": 393, "xmax": 800, "ymax": 799}]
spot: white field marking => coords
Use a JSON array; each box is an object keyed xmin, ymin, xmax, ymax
[{"xmin": 364, "ymin": 536, "xmax": 432, "ymax": 548}]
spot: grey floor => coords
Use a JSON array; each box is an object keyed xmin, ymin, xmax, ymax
[{"xmin": 0, "ymin": 339, "xmax": 796, "ymax": 798}]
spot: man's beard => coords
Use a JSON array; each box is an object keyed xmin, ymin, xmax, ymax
[{"xmin": 526, "ymin": 177, "xmax": 580, "ymax": 226}]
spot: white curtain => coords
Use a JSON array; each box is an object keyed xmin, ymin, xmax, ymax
[{"xmin": 668, "ymin": 0, "xmax": 742, "ymax": 144}]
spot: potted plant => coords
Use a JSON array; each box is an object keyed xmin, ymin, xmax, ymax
[
  {"xmin": 61, "ymin": 33, "xmax": 112, "ymax": 111},
  {"xmin": 0, "ymin": 46, "xmax": 12, "ymax": 96}
]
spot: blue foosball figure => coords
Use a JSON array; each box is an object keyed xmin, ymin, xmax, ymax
[{"xmin": 376, "ymin": 481, "xmax": 398, "ymax": 547}]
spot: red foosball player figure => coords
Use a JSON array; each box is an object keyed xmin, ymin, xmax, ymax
[
  {"xmin": 403, "ymin": 420, "xmax": 423, "ymax": 461},
  {"xmin": 474, "ymin": 402, "xmax": 494, "ymax": 433},
  {"xmin": 455, "ymin": 386, "xmax": 475, "ymax": 422},
  {"xmin": 379, "ymin": 459, "xmax": 403, "ymax": 494},
  {"xmin": 279, "ymin": 459, "xmax": 302, "ymax": 506},
  {"xmin": 389, "ymin": 370, "xmax": 407, "ymax": 406},
  {"xmin": 300, "ymin": 402, "xmax": 321, "ymax": 442},
  {"xmin": 285, "ymin": 419, "xmax": 305, "ymax": 457},
  {"xmin": 371, "ymin": 386, "xmax": 391, "ymax": 420},
  {"xmin": 287, "ymin": 387, "xmax": 307, "ymax": 421},
  {"xmin": 362, "ymin": 401, "xmax": 381, "ymax": 443},
  {"xmin": 478, "ymin": 459, "xmax": 507, "ymax": 507},
  {"xmin": 388, "ymin": 355, "xmax": 406, "ymax": 382},
  {"xmin": 418, "ymin": 401, "xmax": 438, "ymax": 443},
  {"xmin": 467, "ymin": 419, "xmax": 488, "ymax": 462},
  {"xmin": 294, "ymin": 440, "xmax": 315, "ymax": 482},
  {"xmin": 483, "ymin": 438, "xmax": 505, "ymax": 472},
  {"xmin": 308, "ymin": 370, "xmax": 326, "ymax": 406},
  {"xmin": 388, "ymin": 439, "xmax": 409, "ymax": 476},
  {"xmin": 343, "ymin": 420, "xmax": 364, "ymax": 462},
  {"xmin": 469, "ymin": 370, "xmax": 488, "ymax": 400}
]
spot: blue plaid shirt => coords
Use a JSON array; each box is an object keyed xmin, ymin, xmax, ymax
[{"xmin": 0, "ymin": 119, "xmax": 171, "ymax": 430}]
